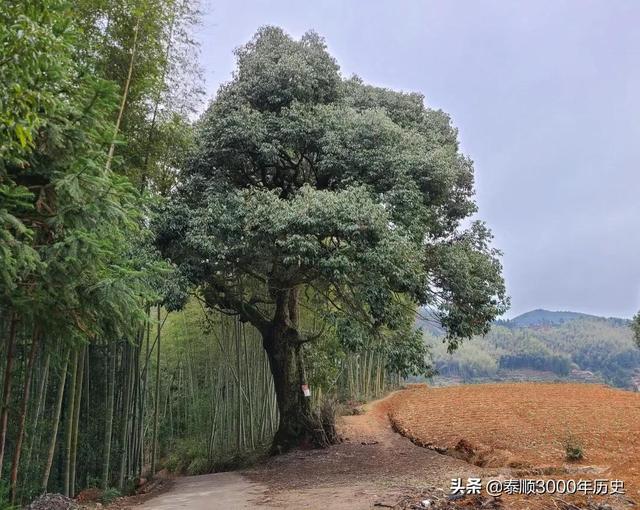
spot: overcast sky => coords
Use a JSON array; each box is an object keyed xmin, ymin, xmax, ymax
[{"xmin": 194, "ymin": 0, "xmax": 640, "ymax": 319}]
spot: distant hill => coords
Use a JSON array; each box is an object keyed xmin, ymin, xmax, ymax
[
  {"xmin": 419, "ymin": 308, "xmax": 630, "ymax": 335},
  {"xmin": 421, "ymin": 309, "xmax": 640, "ymax": 390},
  {"xmin": 503, "ymin": 309, "xmax": 630, "ymax": 328},
  {"xmin": 508, "ymin": 309, "xmax": 597, "ymax": 327}
]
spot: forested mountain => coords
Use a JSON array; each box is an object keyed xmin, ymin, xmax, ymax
[
  {"xmin": 423, "ymin": 311, "xmax": 640, "ymax": 389},
  {"xmin": 506, "ymin": 309, "xmax": 599, "ymax": 327}
]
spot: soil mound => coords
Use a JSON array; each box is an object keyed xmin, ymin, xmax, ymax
[{"xmin": 26, "ymin": 493, "xmax": 78, "ymax": 510}]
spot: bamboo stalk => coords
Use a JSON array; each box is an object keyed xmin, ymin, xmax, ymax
[
  {"xmin": 243, "ymin": 324, "xmax": 255, "ymax": 450},
  {"xmin": 235, "ymin": 320, "xmax": 242, "ymax": 452},
  {"xmin": 23, "ymin": 350, "xmax": 50, "ymax": 484},
  {"xmin": 70, "ymin": 345, "xmax": 86, "ymax": 496},
  {"xmin": 129, "ymin": 336, "xmax": 141, "ymax": 479},
  {"xmin": 118, "ymin": 343, "xmax": 132, "ymax": 490},
  {"xmin": 140, "ymin": 307, "xmax": 150, "ymax": 474},
  {"xmin": 9, "ymin": 330, "xmax": 39, "ymax": 503},
  {"xmin": 150, "ymin": 305, "xmax": 161, "ymax": 476},
  {"xmin": 102, "ymin": 342, "xmax": 116, "ymax": 489},
  {"xmin": 0, "ymin": 314, "xmax": 18, "ymax": 474},
  {"xmin": 105, "ymin": 16, "xmax": 141, "ymax": 172},
  {"xmin": 64, "ymin": 349, "xmax": 79, "ymax": 497},
  {"xmin": 42, "ymin": 350, "xmax": 70, "ymax": 492}
]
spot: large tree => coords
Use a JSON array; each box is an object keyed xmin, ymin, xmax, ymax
[{"xmin": 155, "ymin": 26, "xmax": 508, "ymax": 452}]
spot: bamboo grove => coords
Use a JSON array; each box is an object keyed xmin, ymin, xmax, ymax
[
  {"xmin": 0, "ymin": 4, "xmax": 407, "ymax": 502},
  {"xmin": 1, "ymin": 0, "xmax": 508, "ymax": 506},
  {"xmin": 0, "ymin": 0, "xmax": 206, "ymax": 503}
]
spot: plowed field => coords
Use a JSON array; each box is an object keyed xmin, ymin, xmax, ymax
[{"xmin": 389, "ymin": 383, "xmax": 640, "ymax": 504}]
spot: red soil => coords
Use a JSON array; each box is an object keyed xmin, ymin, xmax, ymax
[{"xmin": 388, "ymin": 383, "xmax": 640, "ymax": 506}]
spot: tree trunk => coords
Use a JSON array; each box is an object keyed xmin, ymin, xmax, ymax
[
  {"xmin": 263, "ymin": 329, "xmax": 310, "ymax": 453},
  {"xmin": 263, "ymin": 290, "xmax": 311, "ymax": 454},
  {"xmin": 9, "ymin": 331, "xmax": 39, "ymax": 503},
  {"xmin": 203, "ymin": 285, "xmax": 318, "ymax": 454},
  {"xmin": 0, "ymin": 315, "xmax": 18, "ymax": 475}
]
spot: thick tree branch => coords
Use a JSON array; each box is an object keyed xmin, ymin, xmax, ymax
[{"xmin": 202, "ymin": 278, "xmax": 271, "ymax": 334}]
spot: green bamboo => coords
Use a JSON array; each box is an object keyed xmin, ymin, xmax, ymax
[
  {"xmin": 150, "ymin": 305, "xmax": 161, "ymax": 476},
  {"xmin": 70, "ymin": 345, "xmax": 86, "ymax": 497},
  {"xmin": 9, "ymin": 331, "xmax": 39, "ymax": 503},
  {"xmin": 64, "ymin": 350, "xmax": 79, "ymax": 497},
  {"xmin": 102, "ymin": 343, "xmax": 116, "ymax": 489},
  {"xmin": 42, "ymin": 350, "xmax": 70, "ymax": 492}
]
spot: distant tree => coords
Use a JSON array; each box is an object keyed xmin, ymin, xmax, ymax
[
  {"xmin": 632, "ymin": 313, "xmax": 640, "ymax": 347},
  {"xmin": 155, "ymin": 27, "xmax": 508, "ymax": 452}
]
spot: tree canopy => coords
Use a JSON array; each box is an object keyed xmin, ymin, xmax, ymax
[{"xmin": 155, "ymin": 26, "xmax": 508, "ymax": 451}]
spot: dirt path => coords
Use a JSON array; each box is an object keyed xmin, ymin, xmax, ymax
[
  {"xmin": 241, "ymin": 389, "xmax": 485, "ymax": 508},
  {"xmin": 130, "ymin": 388, "xmax": 480, "ymax": 509},
  {"xmin": 135, "ymin": 472, "xmax": 267, "ymax": 509}
]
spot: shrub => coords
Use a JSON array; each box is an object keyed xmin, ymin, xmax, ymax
[
  {"xmin": 186, "ymin": 457, "xmax": 213, "ymax": 476},
  {"xmin": 100, "ymin": 487, "xmax": 121, "ymax": 505},
  {"xmin": 164, "ymin": 452, "xmax": 181, "ymax": 473},
  {"xmin": 307, "ymin": 397, "xmax": 339, "ymax": 448},
  {"xmin": 563, "ymin": 434, "xmax": 584, "ymax": 461}
]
